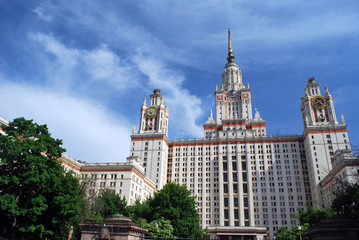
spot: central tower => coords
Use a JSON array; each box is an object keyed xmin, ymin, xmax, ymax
[{"xmin": 215, "ymin": 29, "xmax": 252, "ymax": 123}]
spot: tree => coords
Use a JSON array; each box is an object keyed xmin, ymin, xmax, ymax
[
  {"xmin": 275, "ymin": 224, "xmax": 309, "ymax": 240},
  {"xmin": 140, "ymin": 217, "xmax": 174, "ymax": 238},
  {"xmin": 96, "ymin": 189, "xmax": 128, "ymax": 218},
  {"xmin": 128, "ymin": 199, "xmax": 152, "ymax": 222},
  {"xmin": 148, "ymin": 182, "xmax": 202, "ymax": 239},
  {"xmin": 275, "ymin": 205, "xmax": 334, "ymax": 239},
  {"xmin": 0, "ymin": 117, "xmax": 85, "ymax": 240},
  {"xmin": 275, "ymin": 226, "xmax": 293, "ymax": 240},
  {"xmin": 297, "ymin": 205, "xmax": 336, "ymax": 226},
  {"xmin": 332, "ymin": 182, "xmax": 359, "ymax": 220},
  {"xmin": 203, "ymin": 227, "xmax": 210, "ymax": 240}
]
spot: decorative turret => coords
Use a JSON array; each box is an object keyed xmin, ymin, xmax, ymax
[
  {"xmin": 205, "ymin": 109, "xmax": 215, "ymax": 124},
  {"xmin": 138, "ymin": 89, "xmax": 169, "ymax": 136},
  {"xmin": 254, "ymin": 108, "xmax": 262, "ymax": 121},
  {"xmin": 341, "ymin": 113, "xmax": 346, "ymax": 125},
  {"xmin": 301, "ymin": 77, "xmax": 338, "ymax": 127}
]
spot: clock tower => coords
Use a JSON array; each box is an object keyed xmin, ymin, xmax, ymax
[
  {"xmin": 301, "ymin": 77, "xmax": 338, "ymax": 128},
  {"xmin": 215, "ymin": 29, "xmax": 253, "ymax": 123},
  {"xmin": 130, "ymin": 89, "xmax": 169, "ymax": 189},
  {"xmin": 138, "ymin": 89, "xmax": 169, "ymax": 135},
  {"xmin": 300, "ymin": 77, "xmax": 350, "ymax": 207}
]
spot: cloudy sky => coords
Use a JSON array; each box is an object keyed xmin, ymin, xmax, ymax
[{"xmin": 1, "ymin": 0, "xmax": 359, "ymax": 163}]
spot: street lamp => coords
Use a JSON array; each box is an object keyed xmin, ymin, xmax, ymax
[{"xmin": 298, "ymin": 226, "xmax": 302, "ymax": 240}]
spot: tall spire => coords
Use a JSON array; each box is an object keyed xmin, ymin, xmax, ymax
[{"xmin": 227, "ymin": 28, "xmax": 235, "ymax": 62}]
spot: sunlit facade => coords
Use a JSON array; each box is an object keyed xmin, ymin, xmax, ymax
[{"xmin": 129, "ymin": 30, "xmax": 354, "ymax": 239}]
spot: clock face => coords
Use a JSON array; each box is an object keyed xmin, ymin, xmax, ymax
[
  {"xmin": 229, "ymin": 90, "xmax": 236, "ymax": 98},
  {"xmin": 145, "ymin": 106, "xmax": 158, "ymax": 118},
  {"xmin": 311, "ymin": 96, "xmax": 326, "ymax": 109}
]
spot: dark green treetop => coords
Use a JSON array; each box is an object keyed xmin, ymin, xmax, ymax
[
  {"xmin": 332, "ymin": 182, "xmax": 359, "ymax": 220},
  {"xmin": 148, "ymin": 182, "xmax": 202, "ymax": 239},
  {"xmin": 0, "ymin": 117, "xmax": 85, "ymax": 240}
]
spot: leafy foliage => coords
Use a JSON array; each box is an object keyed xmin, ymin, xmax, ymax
[
  {"xmin": 275, "ymin": 205, "xmax": 335, "ymax": 239},
  {"xmin": 203, "ymin": 227, "xmax": 210, "ymax": 240},
  {"xmin": 97, "ymin": 189, "xmax": 128, "ymax": 217},
  {"xmin": 275, "ymin": 224, "xmax": 309, "ymax": 240},
  {"xmin": 332, "ymin": 182, "xmax": 359, "ymax": 220},
  {"xmin": 128, "ymin": 199, "xmax": 152, "ymax": 221},
  {"xmin": 298, "ymin": 205, "xmax": 336, "ymax": 226},
  {"xmin": 149, "ymin": 182, "xmax": 202, "ymax": 239},
  {"xmin": 0, "ymin": 117, "xmax": 85, "ymax": 240},
  {"xmin": 129, "ymin": 182, "xmax": 202, "ymax": 239},
  {"xmin": 140, "ymin": 217, "xmax": 174, "ymax": 238},
  {"xmin": 79, "ymin": 188, "xmax": 129, "ymax": 224}
]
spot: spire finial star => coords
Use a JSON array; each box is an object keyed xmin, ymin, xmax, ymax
[{"xmin": 227, "ymin": 28, "xmax": 235, "ymax": 62}]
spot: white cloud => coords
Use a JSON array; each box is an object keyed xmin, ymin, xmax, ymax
[
  {"xmin": 231, "ymin": 2, "xmax": 359, "ymax": 45},
  {"xmin": 29, "ymin": 33, "xmax": 139, "ymax": 92},
  {"xmin": 29, "ymin": 32, "xmax": 205, "ymax": 139},
  {"xmin": 32, "ymin": 6, "xmax": 53, "ymax": 22},
  {"xmin": 0, "ymin": 80, "xmax": 131, "ymax": 163},
  {"xmin": 132, "ymin": 54, "xmax": 203, "ymax": 138}
]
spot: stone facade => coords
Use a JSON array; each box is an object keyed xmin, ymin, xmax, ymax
[
  {"xmin": 128, "ymin": 31, "xmax": 354, "ymax": 239},
  {"xmin": 61, "ymin": 155, "xmax": 156, "ymax": 205},
  {"xmin": 80, "ymin": 215, "xmax": 147, "ymax": 240},
  {"xmin": 321, "ymin": 149, "xmax": 359, "ymax": 208}
]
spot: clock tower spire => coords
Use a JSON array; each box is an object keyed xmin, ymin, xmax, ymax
[
  {"xmin": 138, "ymin": 89, "xmax": 168, "ymax": 135},
  {"xmin": 214, "ymin": 29, "xmax": 253, "ymax": 123},
  {"xmin": 227, "ymin": 28, "xmax": 235, "ymax": 63}
]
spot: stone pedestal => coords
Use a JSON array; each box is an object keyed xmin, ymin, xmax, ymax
[{"xmin": 80, "ymin": 214, "xmax": 147, "ymax": 240}]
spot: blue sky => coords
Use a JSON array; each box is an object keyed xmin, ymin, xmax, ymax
[{"xmin": 1, "ymin": 0, "xmax": 359, "ymax": 163}]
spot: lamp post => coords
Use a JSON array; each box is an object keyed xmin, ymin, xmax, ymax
[{"xmin": 298, "ymin": 226, "xmax": 302, "ymax": 240}]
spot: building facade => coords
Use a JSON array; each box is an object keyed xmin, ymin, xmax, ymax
[
  {"xmin": 321, "ymin": 149, "xmax": 359, "ymax": 208},
  {"xmin": 60, "ymin": 155, "xmax": 156, "ymax": 205},
  {"xmin": 129, "ymin": 30, "xmax": 356, "ymax": 239},
  {"xmin": 1, "ymin": 30, "xmax": 358, "ymax": 240}
]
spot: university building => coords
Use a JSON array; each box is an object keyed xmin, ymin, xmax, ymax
[
  {"xmin": 128, "ymin": 30, "xmax": 357, "ymax": 239},
  {"xmin": 1, "ymin": 31, "xmax": 359, "ymax": 240}
]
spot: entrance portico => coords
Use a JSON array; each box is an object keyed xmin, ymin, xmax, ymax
[{"xmin": 208, "ymin": 226, "xmax": 267, "ymax": 240}]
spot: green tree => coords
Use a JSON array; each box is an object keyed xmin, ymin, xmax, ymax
[
  {"xmin": 275, "ymin": 224, "xmax": 309, "ymax": 240},
  {"xmin": 128, "ymin": 199, "xmax": 152, "ymax": 221},
  {"xmin": 141, "ymin": 217, "xmax": 174, "ymax": 238},
  {"xmin": 275, "ymin": 226, "xmax": 293, "ymax": 240},
  {"xmin": 203, "ymin": 227, "xmax": 210, "ymax": 240},
  {"xmin": 332, "ymin": 182, "xmax": 359, "ymax": 220},
  {"xmin": 298, "ymin": 205, "xmax": 336, "ymax": 226},
  {"xmin": 148, "ymin": 182, "xmax": 202, "ymax": 239},
  {"xmin": 0, "ymin": 117, "xmax": 85, "ymax": 240},
  {"xmin": 275, "ymin": 205, "xmax": 334, "ymax": 240},
  {"xmin": 98, "ymin": 189, "xmax": 128, "ymax": 217},
  {"xmin": 82, "ymin": 189, "xmax": 129, "ymax": 222}
]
